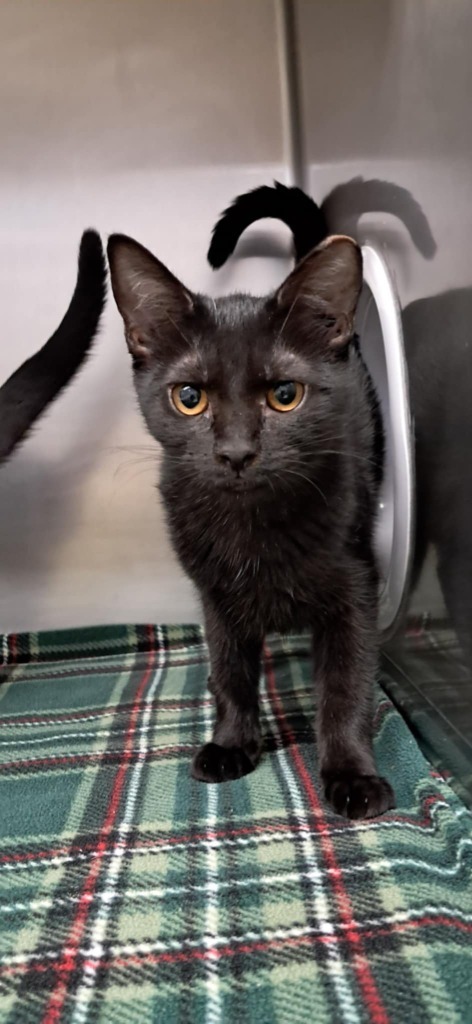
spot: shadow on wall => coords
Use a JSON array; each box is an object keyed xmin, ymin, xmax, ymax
[
  {"xmin": 403, "ymin": 288, "xmax": 472, "ymax": 660},
  {"xmin": 322, "ymin": 177, "xmax": 437, "ymax": 260},
  {"xmin": 323, "ymin": 177, "xmax": 472, "ymax": 659},
  {"xmin": 272, "ymin": 180, "xmax": 472, "ymax": 668}
]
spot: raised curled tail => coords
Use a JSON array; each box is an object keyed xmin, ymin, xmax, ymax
[
  {"xmin": 207, "ymin": 181, "xmax": 328, "ymax": 269},
  {"xmin": 0, "ymin": 229, "xmax": 106, "ymax": 463}
]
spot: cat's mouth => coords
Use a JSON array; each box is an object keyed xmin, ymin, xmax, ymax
[{"xmin": 218, "ymin": 476, "xmax": 265, "ymax": 494}]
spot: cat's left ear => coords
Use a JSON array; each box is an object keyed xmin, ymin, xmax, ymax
[
  {"xmin": 276, "ymin": 235, "xmax": 362, "ymax": 349},
  {"xmin": 107, "ymin": 234, "xmax": 194, "ymax": 362}
]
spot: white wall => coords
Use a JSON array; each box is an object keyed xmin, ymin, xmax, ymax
[
  {"xmin": 2, "ymin": 0, "xmax": 471, "ymax": 630},
  {"xmin": 295, "ymin": 0, "xmax": 472, "ymax": 619},
  {"xmin": 0, "ymin": 0, "xmax": 293, "ymax": 630},
  {"xmin": 296, "ymin": 0, "xmax": 472, "ymax": 304}
]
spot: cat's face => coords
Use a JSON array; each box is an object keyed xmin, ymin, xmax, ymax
[{"xmin": 108, "ymin": 233, "xmax": 362, "ymax": 501}]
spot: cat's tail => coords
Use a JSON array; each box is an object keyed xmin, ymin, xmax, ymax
[
  {"xmin": 207, "ymin": 181, "xmax": 328, "ymax": 269},
  {"xmin": 0, "ymin": 229, "xmax": 107, "ymax": 463}
]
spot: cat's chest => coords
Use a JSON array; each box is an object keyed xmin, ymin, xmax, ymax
[
  {"xmin": 172, "ymin": 502, "xmax": 332, "ymax": 626},
  {"xmin": 211, "ymin": 528, "xmax": 321, "ymax": 630}
]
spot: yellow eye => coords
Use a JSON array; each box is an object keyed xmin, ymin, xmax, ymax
[
  {"xmin": 267, "ymin": 381, "xmax": 304, "ymax": 412},
  {"xmin": 171, "ymin": 384, "xmax": 209, "ymax": 416}
]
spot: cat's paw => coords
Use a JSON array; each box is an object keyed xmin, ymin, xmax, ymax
[
  {"xmin": 324, "ymin": 774, "xmax": 395, "ymax": 820},
  {"xmin": 192, "ymin": 742, "xmax": 256, "ymax": 783}
]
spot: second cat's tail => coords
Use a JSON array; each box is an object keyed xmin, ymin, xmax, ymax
[
  {"xmin": 0, "ymin": 230, "xmax": 107, "ymax": 463},
  {"xmin": 207, "ymin": 181, "xmax": 328, "ymax": 269}
]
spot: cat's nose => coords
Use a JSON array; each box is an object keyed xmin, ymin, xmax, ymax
[{"xmin": 215, "ymin": 441, "xmax": 257, "ymax": 474}]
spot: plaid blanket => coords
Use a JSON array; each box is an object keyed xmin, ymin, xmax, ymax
[{"xmin": 0, "ymin": 625, "xmax": 471, "ymax": 1023}]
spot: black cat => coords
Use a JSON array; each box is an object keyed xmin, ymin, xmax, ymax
[
  {"xmin": 108, "ymin": 184, "xmax": 395, "ymax": 819},
  {"xmin": 0, "ymin": 230, "xmax": 106, "ymax": 464}
]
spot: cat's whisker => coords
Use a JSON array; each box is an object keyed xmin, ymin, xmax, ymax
[
  {"xmin": 275, "ymin": 468, "xmax": 329, "ymax": 506},
  {"xmin": 105, "ymin": 444, "xmax": 160, "ymax": 455},
  {"xmin": 118, "ymin": 466, "xmax": 159, "ymax": 484},
  {"xmin": 277, "ymin": 294, "xmax": 299, "ymax": 340},
  {"xmin": 113, "ymin": 460, "xmax": 158, "ymax": 482},
  {"xmin": 319, "ymin": 450, "xmax": 379, "ymax": 466},
  {"xmin": 300, "ymin": 433, "xmax": 351, "ymax": 445},
  {"xmin": 266, "ymin": 475, "xmax": 277, "ymax": 499},
  {"xmin": 297, "ymin": 448, "xmax": 379, "ymax": 467},
  {"xmin": 164, "ymin": 310, "xmax": 193, "ymax": 348}
]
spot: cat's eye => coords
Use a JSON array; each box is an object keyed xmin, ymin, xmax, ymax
[
  {"xmin": 267, "ymin": 381, "xmax": 304, "ymax": 412},
  {"xmin": 171, "ymin": 384, "xmax": 209, "ymax": 416}
]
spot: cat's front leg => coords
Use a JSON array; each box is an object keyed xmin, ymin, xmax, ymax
[
  {"xmin": 313, "ymin": 568, "xmax": 395, "ymax": 819},
  {"xmin": 192, "ymin": 598, "xmax": 262, "ymax": 783}
]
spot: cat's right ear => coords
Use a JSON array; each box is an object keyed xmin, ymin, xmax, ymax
[
  {"xmin": 107, "ymin": 234, "xmax": 194, "ymax": 363},
  {"xmin": 275, "ymin": 234, "xmax": 363, "ymax": 349}
]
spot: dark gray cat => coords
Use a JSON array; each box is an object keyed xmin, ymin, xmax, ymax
[{"xmin": 107, "ymin": 189, "xmax": 395, "ymax": 820}]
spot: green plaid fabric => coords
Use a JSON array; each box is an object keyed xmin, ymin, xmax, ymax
[{"xmin": 0, "ymin": 625, "xmax": 471, "ymax": 1024}]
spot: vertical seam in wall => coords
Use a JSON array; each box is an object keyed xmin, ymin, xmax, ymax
[{"xmin": 274, "ymin": 0, "xmax": 305, "ymax": 189}]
